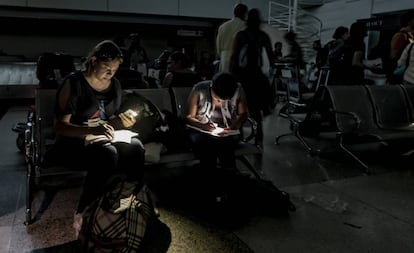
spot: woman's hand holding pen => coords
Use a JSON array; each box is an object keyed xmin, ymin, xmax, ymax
[
  {"xmin": 92, "ymin": 122, "xmax": 114, "ymax": 140},
  {"xmin": 204, "ymin": 120, "xmax": 217, "ymax": 131},
  {"xmin": 202, "ymin": 116, "xmax": 217, "ymax": 131}
]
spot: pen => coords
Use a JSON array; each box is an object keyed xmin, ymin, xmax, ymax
[{"xmin": 206, "ymin": 114, "xmax": 217, "ymax": 128}]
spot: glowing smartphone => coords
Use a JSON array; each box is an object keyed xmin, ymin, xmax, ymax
[{"xmin": 124, "ymin": 109, "xmax": 138, "ymax": 118}]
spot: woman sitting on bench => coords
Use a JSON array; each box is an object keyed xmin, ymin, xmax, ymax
[
  {"xmin": 185, "ymin": 72, "xmax": 248, "ymax": 171},
  {"xmin": 42, "ymin": 40, "xmax": 146, "ymax": 237}
]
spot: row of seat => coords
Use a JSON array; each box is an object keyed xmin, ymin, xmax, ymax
[
  {"xmin": 276, "ymin": 84, "xmax": 414, "ymax": 174},
  {"xmin": 24, "ymin": 87, "xmax": 262, "ymax": 225}
]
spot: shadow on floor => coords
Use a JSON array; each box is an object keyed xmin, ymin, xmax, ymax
[{"xmin": 148, "ymin": 164, "xmax": 295, "ymax": 230}]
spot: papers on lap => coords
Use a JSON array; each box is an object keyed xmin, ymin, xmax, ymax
[
  {"xmin": 84, "ymin": 118, "xmax": 138, "ymax": 145},
  {"xmin": 186, "ymin": 124, "xmax": 240, "ymax": 137},
  {"xmin": 85, "ymin": 130, "xmax": 139, "ymax": 145}
]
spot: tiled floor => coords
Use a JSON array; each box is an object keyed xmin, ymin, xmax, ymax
[{"xmin": 1, "ymin": 103, "xmax": 414, "ymax": 253}]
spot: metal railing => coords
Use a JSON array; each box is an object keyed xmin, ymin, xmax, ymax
[{"xmin": 268, "ymin": 0, "xmax": 322, "ymax": 63}]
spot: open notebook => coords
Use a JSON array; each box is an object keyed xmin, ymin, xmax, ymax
[
  {"xmin": 186, "ymin": 124, "xmax": 240, "ymax": 137},
  {"xmin": 85, "ymin": 129, "xmax": 139, "ymax": 145}
]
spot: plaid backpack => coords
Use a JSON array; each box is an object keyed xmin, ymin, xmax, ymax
[{"xmin": 79, "ymin": 177, "xmax": 156, "ymax": 253}]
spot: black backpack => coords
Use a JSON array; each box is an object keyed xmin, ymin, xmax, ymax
[
  {"xmin": 78, "ymin": 176, "xmax": 157, "ymax": 253},
  {"xmin": 326, "ymin": 40, "xmax": 346, "ymax": 68},
  {"xmin": 119, "ymin": 91, "xmax": 166, "ymax": 144}
]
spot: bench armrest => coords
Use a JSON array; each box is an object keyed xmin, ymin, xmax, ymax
[
  {"xmin": 332, "ymin": 110, "xmax": 361, "ymax": 133},
  {"xmin": 240, "ymin": 117, "xmax": 257, "ymax": 143}
]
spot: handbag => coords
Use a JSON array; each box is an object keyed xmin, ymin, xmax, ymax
[{"xmin": 393, "ymin": 43, "xmax": 413, "ymax": 76}]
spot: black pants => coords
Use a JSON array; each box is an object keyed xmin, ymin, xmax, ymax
[
  {"xmin": 188, "ymin": 129, "xmax": 238, "ymax": 171},
  {"xmin": 43, "ymin": 137, "xmax": 145, "ymax": 213}
]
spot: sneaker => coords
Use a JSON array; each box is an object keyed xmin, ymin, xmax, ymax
[{"xmin": 73, "ymin": 213, "xmax": 83, "ymax": 238}]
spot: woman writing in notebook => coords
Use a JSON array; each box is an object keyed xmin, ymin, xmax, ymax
[
  {"xmin": 43, "ymin": 40, "xmax": 145, "ymax": 237},
  {"xmin": 186, "ymin": 72, "xmax": 248, "ymax": 171}
]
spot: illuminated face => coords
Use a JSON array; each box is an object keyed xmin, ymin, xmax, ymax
[{"xmin": 94, "ymin": 59, "xmax": 121, "ymax": 80}]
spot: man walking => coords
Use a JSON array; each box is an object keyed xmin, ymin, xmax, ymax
[{"xmin": 216, "ymin": 3, "xmax": 248, "ymax": 72}]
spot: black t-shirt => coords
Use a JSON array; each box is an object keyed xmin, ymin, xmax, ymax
[
  {"xmin": 232, "ymin": 29, "xmax": 272, "ymax": 73},
  {"xmin": 342, "ymin": 39, "xmax": 366, "ymax": 83},
  {"xmin": 56, "ymin": 70, "xmax": 123, "ymax": 126}
]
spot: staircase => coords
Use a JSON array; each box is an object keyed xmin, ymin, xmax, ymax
[{"xmin": 268, "ymin": 0, "xmax": 322, "ymax": 63}]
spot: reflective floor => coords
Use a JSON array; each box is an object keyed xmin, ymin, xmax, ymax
[{"xmin": 1, "ymin": 103, "xmax": 414, "ymax": 253}]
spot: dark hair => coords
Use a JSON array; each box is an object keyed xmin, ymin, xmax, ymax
[
  {"xmin": 349, "ymin": 22, "xmax": 367, "ymax": 40},
  {"xmin": 211, "ymin": 72, "xmax": 238, "ymax": 100},
  {"xmin": 332, "ymin": 26, "xmax": 349, "ymax": 39},
  {"xmin": 246, "ymin": 8, "xmax": 262, "ymax": 29},
  {"xmin": 234, "ymin": 3, "xmax": 248, "ymax": 19},
  {"xmin": 400, "ymin": 10, "xmax": 414, "ymax": 27}
]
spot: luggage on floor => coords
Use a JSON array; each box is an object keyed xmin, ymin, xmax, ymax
[
  {"xmin": 156, "ymin": 168, "xmax": 295, "ymax": 228},
  {"xmin": 204, "ymin": 172, "xmax": 296, "ymax": 227},
  {"xmin": 78, "ymin": 176, "xmax": 157, "ymax": 253}
]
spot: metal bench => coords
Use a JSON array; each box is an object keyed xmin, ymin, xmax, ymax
[{"xmin": 24, "ymin": 87, "xmax": 262, "ymax": 225}]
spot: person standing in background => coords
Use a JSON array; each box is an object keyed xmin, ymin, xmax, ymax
[
  {"xmin": 216, "ymin": 3, "xmax": 248, "ymax": 72},
  {"xmin": 277, "ymin": 31, "xmax": 305, "ymax": 69},
  {"xmin": 273, "ymin": 41, "xmax": 283, "ymax": 61},
  {"xmin": 340, "ymin": 22, "xmax": 378, "ymax": 85},
  {"xmin": 397, "ymin": 42, "xmax": 414, "ymax": 85},
  {"xmin": 230, "ymin": 8, "xmax": 274, "ymax": 148},
  {"xmin": 388, "ymin": 11, "xmax": 414, "ymax": 84},
  {"xmin": 308, "ymin": 40, "xmax": 325, "ymax": 86},
  {"xmin": 323, "ymin": 26, "xmax": 349, "ymax": 85},
  {"xmin": 125, "ymin": 33, "xmax": 150, "ymax": 75}
]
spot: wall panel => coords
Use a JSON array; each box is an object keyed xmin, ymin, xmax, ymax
[
  {"xmin": 0, "ymin": 0, "xmax": 26, "ymax": 6},
  {"xmin": 179, "ymin": 0, "xmax": 238, "ymax": 18},
  {"xmin": 27, "ymin": 0, "xmax": 107, "ymax": 11},
  {"xmin": 242, "ymin": 0, "xmax": 270, "ymax": 21},
  {"xmin": 308, "ymin": 0, "xmax": 372, "ymax": 45},
  {"xmin": 372, "ymin": 0, "xmax": 413, "ymax": 14},
  {"xmin": 108, "ymin": 0, "xmax": 179, "ymax": 16}
]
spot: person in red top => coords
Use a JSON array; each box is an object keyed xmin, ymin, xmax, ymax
[{"xmin": 388, "ymin": 11, "xmax": 414, "ymax": 84}]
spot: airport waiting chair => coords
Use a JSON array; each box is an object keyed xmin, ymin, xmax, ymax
[
  {"xmin": 24, "ymin": 88, "xmax": 87, "ymax": 224},
  {"xmin": 323, "ymin": 85, "xmax": 414, "ymax": 173},
  {"xmin": 316, "ymin": 66, "xmax": 331, "ymax": 87},
  {"xmin": 401, "ymin": 85, "xmax": 414, "ymax": 122},
  {"xmin": 24, "ymin": 86, "xmax": 264, "ymax": 225},
  {"xmin": 274, "ymin": 63, "xmax": 321, "ymax": 155},
  {"xmin": 366, "ymin": 85, "xmax": 414, "ymax": 131}
]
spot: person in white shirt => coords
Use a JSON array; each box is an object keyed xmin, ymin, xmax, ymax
[
  {"xmin": 398, "ymin": 42, "xmax": 414, "ymax": 85},
  {"xmin": 216, "ymin": 3, "xmax": 248, "ymax": 72}
]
